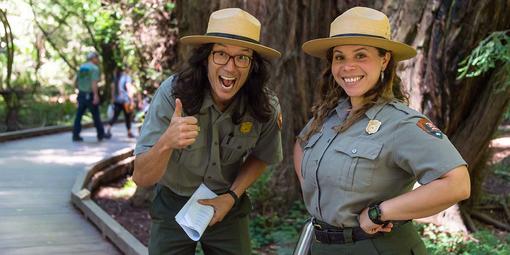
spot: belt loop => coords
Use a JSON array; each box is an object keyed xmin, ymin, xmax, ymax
[{"xmin": 343, "ymin": 228, "xmax": 353, "ymax": 243}]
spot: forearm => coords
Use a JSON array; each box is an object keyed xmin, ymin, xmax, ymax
[
  {"xmin": 133, "ymin": 140, "xmax": 174, "ymax": 187},
  {"xmin": 380, "ymin": 166, "xmax": 470, "ymax": 221},
  {"xmin": 229, "ymin": 155, "xmax": 268, "ymax": 197},
  {"xmin": 92, "ymin": 81, "xmax": 99, "ymax": 97}
]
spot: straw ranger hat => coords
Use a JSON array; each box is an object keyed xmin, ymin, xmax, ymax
[
  {"xmin": 302, "ymin": 7, "xmax": 416, "ymax": 61},
  {"xmin": 180, "ymin": 8, "xmax": 281, "ymax": 59}
]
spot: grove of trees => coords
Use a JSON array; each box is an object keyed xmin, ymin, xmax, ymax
[{"xmin": 2, "ymin": 0, "xmax": 510, "ymax": 234}]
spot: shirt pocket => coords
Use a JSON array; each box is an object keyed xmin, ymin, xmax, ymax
[
  {"xmin": 179, "ymin": 139, "xmax": 207, "ymax": 170},
  {"xmin": 220, "ymin": 135, "xmax": 258, "ymax": 165},
  {"xmin": 333, "ymin": 137, "xmax": 382, "ymax": 191},
  {"xmin": 302, "ymin": 132, "xmax": 322, "ymax": 180}
]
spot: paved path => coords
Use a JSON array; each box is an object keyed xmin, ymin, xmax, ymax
[{"xmin": 0, "ymin": 125, "xmax": 137, "ymax": 255}]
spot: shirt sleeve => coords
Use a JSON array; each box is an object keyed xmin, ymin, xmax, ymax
[
  {"xmin": 250, "ymin": 95, "xmax": 283, "ymax": 165},
  {"xmin": 392, "ymin": 115, "xmax": 467, "ymax": 185},
  {"xmin": 297, "ymin": 118, "xmax": 315, "ymax": 149},
  {"xmin": 134, "ymin": 76, "xmax": 176, "ymax": 155}
]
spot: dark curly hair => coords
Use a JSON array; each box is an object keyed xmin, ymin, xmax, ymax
[{"xmin": 172, "ymin": 43, "xmax": 274, "ymax": 124}]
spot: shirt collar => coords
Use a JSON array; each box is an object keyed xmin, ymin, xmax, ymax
[
  {"xmin": 200, "ymin": 90, "xmax": 244, "ymax": 117},
  {"xmin": 334, "ymin": 97, "xmax": 388, "ymax": 120},
  {"xmin": 199, "ymin": 91, "xmax": 215, "ymax": 113},
  {"xmin": 334, "ymin": 97, "xmax": 351, "ymax": 120},
  {"xmin": 364, "ymin": 100, "xmax": 389, "ymax": 119}
]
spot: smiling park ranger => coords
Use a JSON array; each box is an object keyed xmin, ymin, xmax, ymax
[
  {"xmin": 294, "ymin": 7, "xmax": 470, "ymax": 255},
  {"xmin": 132, "ymin": 8, "xmax": 283, "ymax": 255}
]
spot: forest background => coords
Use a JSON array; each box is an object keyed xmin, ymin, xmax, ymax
[{"xmin": 1, "ymin": 0, "xmax": 509, "ymax": 254}]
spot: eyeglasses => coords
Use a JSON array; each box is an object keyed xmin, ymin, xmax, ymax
[{"xmin": 211, "ymin": 51, "xmax": 252, "ymax": 68}]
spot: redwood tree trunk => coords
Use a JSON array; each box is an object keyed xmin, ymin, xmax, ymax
[
  {"xmin": 385, "ymin": 0, "xmax": 510, "ymax": 209},
  {"xmin": 176, "ymin": 0, "xmax": 510, "ymax": 213}
]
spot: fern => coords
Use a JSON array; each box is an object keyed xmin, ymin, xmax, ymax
[{"xmin": 457, "ymin": 31, "xmax": 510, "ymax": 80}]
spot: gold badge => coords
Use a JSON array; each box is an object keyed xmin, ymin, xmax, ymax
[
  {"xmin": 366, "ymin": 119, "xmax": 381, "ymax": 134},
  {"xmin": 240, "ymin": 122, "xmax": 253, "ymax": 134}
]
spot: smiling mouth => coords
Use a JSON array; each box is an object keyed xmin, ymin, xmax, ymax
[
  {"xmin": 343, "ymin": 76, "xmax": 364, "ymax": 84},
  {"xmin": 220, "ymin": 75, "xmax": 236, "ymax": 88}
]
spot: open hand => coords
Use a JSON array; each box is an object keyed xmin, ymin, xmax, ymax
[
  {"xmin": 198, "ymin": 194, "xmax": 236, "ymax": 226},
  {"xmin": 93, "ymin": 94, "xmax": 100, "ymax": 105}
]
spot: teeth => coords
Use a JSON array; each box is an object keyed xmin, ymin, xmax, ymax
[
  {"xmin": 220, "ymin": 75, "xmax": 236, "ymax": 81},
  {"xmin": 344, "ymin": 76, "xmax": 362, "ymax": 83}
]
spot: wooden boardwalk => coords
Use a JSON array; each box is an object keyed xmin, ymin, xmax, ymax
[{"xmin": 0, "ymin": 125, "xmax": 137, "ymax": 255}]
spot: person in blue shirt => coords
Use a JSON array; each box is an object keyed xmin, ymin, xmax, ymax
[
  {"xmin": 72, "ymin": 52, "xmax": 108, "ymax": 141},
  {"xmin": 105, "ymin": 67, "xmax": 135, "ymax": 138}
]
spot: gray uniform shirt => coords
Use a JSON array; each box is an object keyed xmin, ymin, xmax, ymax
[
  {"xmin": 135, "ymin": 75, "xmax": 283, "ymax": 196},
  {"xmin": 299, "ymin": 98, "xmax": 466, "ymax": 228}
]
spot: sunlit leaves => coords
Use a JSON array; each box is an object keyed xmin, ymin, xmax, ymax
[{"xmin": 457, "ymin": 31, "xmax": 510, "ymax": 80}]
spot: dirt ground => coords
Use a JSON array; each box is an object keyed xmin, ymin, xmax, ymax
[{"xmin": 93, "ymin": 178, "xmax": 151, "ymax": 246}]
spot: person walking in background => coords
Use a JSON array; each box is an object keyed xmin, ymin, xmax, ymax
[
  {"xmin": 72, "ymin": 52, "xmax": 108, "ymax": 142},
  {"xmin": 105, "ymin": 66, "xmax": 135, "ymax": 138},
  {"xmin": 133, "ymin": 8, "xmax": 283, "ymax": 255},
  {"xmin": 294, "ymin": 7, "xmax": 470, "ymax": 254}
]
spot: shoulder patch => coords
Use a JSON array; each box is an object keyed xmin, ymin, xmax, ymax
[
  {"xmin": 277, "ymin": 112, "xmax": 283, "ymax": 130},
  {"xmin": 416, "ymin": 118, "xmax": 443, "ymax": 139}
]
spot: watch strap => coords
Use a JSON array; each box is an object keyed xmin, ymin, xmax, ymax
[
  {"xmin": 226, "ymin": 190, "xmax": 239, "ymax": 207},
  {"xmin": 368, "ymin": 201, "xmax": 389, "ymax": 225}
]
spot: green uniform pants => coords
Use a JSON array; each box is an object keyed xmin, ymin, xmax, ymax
[
  {"xmin": 148, "ymin": 185, "xmax": 252, "ymax": 255},
  {"xmin": 311, "ymin": 221, "xmax": 427, "ymax": 255}
]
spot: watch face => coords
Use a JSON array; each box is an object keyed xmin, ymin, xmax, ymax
[{"xmin": 368, "ymin": 207, "xmax": 378, "ymax": 220}]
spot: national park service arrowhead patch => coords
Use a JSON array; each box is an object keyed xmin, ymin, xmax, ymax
[
  {"xmin": 416, "ymin": 118, "xmax": 443, "ymax": 139},
  {"xmin": 277, "ymin": 112, "xmax": 283, "ymax": 130}
]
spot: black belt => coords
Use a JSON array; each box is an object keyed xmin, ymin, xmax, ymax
[
  {"xmin": 313, "ymin": 219, "xmax": 381, "ymax": 244},
  {"xmin": 312, "ymin": 219, "xmax": 411, "ymax": 244}
]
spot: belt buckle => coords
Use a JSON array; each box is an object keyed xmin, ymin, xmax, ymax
[{"xmin": 313, "ymin": 223, "xmax": 322, "ymax": 230}]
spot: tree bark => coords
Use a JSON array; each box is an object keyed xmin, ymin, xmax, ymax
[
  {"xmin": 385, "ymin": 0, "xmax": 510, "ymax": 209},
  {"xmin": 0, "ymin": 8, "xmax": 20, "ymax": 131}
]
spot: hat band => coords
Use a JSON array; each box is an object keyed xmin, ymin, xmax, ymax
[
  {"xmin": 205, "ymin": 32, "xmax": 261, "ymax": 45},
  {"xmin": 332, "ymin": 33, "xmax": 387, "ymax": 40}
]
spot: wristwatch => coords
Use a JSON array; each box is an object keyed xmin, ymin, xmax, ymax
[
  {"xmin": 226, "ymin": 190, "xmax": 239, "ymax": 207},
  {"xmin": 368, "ymin": 202, "xmax": 389, "ymax": 225}
]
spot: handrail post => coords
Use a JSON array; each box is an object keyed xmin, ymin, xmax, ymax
[{"xmin": 293, "ymin": 219, "xmax": 313, "ymax": 255}]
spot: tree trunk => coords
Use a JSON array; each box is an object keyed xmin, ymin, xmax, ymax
[
  {"xmin": 385, "ymin": 0, "xmax": 510, "ymax": 210},
  {"xmin": 175, "ymin": 0, "xmax": 510, "ymax": 213},
  {"xmin": 100, "ymin": 42, "xmax": 117, "ymax": 103},
  {"xmin": 0, "ymin": 90, "xmax": 21, "ymax": 131}
]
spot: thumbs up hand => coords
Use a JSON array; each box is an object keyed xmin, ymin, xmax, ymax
[
  {"xmin": 162, "ymin": 98, "xmax": 200, "ymax": 149},
  {"xmin": 172, "ymin": 97, "xmax": 184, "ymax": 118}
]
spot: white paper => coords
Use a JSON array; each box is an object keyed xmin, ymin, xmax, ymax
[{"xmin": 175, "ymin": 183, "xmax": 217, "ymax": 241}]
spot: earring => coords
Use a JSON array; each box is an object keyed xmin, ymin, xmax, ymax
[{"xmin": 380, "ymin": 71, "xmax": 385, "ymax": 83}]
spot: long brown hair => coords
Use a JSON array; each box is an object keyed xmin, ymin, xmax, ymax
[{"xmin": 302, "ymin": 47, "xmax": 409, "ymax": 141}]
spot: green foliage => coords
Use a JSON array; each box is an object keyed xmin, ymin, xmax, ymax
[
  {"xmin": 247, "ymin": 168, "xmax": 309, "ymax": 254},
  {"xmin": 246, "ymin": 166, "xmax": 274, "ymax": 209},
  {"xmin": 18, "ymin": 99, "xmax": 76, "ymax": 127},
  {"xmin": 418, "ymin": 223, "xmax": 510, "ymax": 255},
  {"xmin": 457, "ymin": 31, "xmax": 510, "ymax": 84},
  {"xmin": 249, "ymin": 202, "xmax": 308, "ymax": 255}
]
